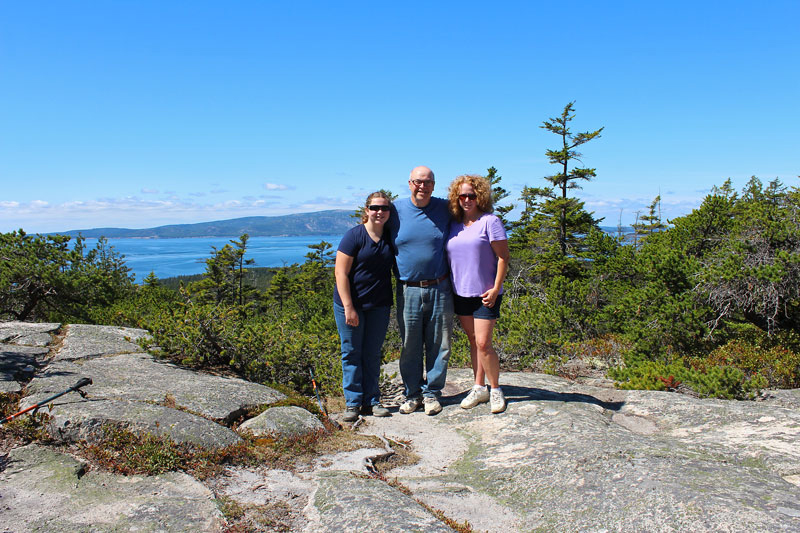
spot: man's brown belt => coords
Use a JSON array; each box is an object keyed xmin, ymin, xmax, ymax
[{"xmin": 401, "ymin": 274, "xmax": 448, "ymax": 288}]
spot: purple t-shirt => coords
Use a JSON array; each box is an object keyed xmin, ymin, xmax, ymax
[{"xmin": 446, "ymin": 213, "xmax": 507, "ymax": 297}]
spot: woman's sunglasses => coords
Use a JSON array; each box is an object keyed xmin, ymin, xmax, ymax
[
  {"xmin": 368, "ymin": 205, "xmax": 390, "ymax": 212},
  {"xmin": 458, "ymin": 193, "xmax": 477, "ymax": 201}
]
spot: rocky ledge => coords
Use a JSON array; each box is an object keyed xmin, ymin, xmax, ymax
[{"xmin": 1, "ymin": 321, "xmax": 799, "ymax": 532}]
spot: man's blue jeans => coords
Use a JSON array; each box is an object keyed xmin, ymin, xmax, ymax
[
  {"xmin": 396, "ymin": 278, "xmax": 454, "ymax": 400},
  {"xmin": 333, "ymin": 303, "xmax": 391, "ymax": 408}
]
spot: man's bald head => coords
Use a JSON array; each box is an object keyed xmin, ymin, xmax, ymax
[
  {"xmin": 408, "ymin": 166, "xmax": 436, "ymax": 207},
  {"xmin": 410, "ymin": 166, "xmax": 435, "ymax": 181}
]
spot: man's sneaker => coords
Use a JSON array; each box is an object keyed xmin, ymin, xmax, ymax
[
  {"xmin": 367, "ymin": 403, "xmax": 390, "ymax": 417},
  {"xmin": 399, "ymin": 397, "xmax": 423, "ymax": 414},
  {"xmin": 423, "ymin": 397, "xmax": 442, "ymax": 416},
  {"xmin": 490, "ymin": 388, "xmax": 506, "ymax": 414},
  {"xmin": 460, "ymin": 385, "xmax": 490, "ymax": 409},
  {"xmin": 342, "ymin": 405, "xmax": 360, "ymax": 422}
]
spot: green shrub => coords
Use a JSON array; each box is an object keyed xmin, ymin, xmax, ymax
[
  {"xmin": 561, "ymin": 335, "xmax": 631, "ymax": 370},
  {"xmin": 696, "ymin": 339, "xmax": 800, "ymax": 389},
  {"xmin": 608, "ymin": 358, "xmax": 766, "ymax": 400},
  {"xmin": 495, "ymin": 276, "xmax": 597, "ymax": 369},
  {"xmin": 0, "ymin": 231, "xmax": 134, "ymax": 322},
  {"xmin": 144, "ymin": 297, "xmax": 342, "ymax": 395},
  {"xmin": 90, "ymin": 280, "xmax": 180, "ymax": 329}
]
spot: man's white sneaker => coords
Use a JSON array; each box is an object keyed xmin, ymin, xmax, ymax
[
  {"xmin": 399, "ymin": 397, "xmax": 423, "ymax": 414},
  {"xmin": 490, "ymin": 388, "xmax": 506, "ymax": 414},
  {"xmin": 423, "ymin": 397, "xmax": 442, "ymax": 416},
  {"xmin": 460, "ymin": 386, "xmax": 490, "ymax": 409}
]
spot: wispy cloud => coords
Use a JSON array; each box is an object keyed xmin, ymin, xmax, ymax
[
  {"xmin": 264, "ymin": 183, "xmax": 294, "ymax": 191},
  {"xmin": 0, "ymin": 196, "xmax": 294, "ymax": 233},
  {"xmin": 141, "ymin": 188, "xmax": 159, "ymax": 194},
  {"xmin": 292, "ymin": 196, "xmax": 358, "ymax": 212}
]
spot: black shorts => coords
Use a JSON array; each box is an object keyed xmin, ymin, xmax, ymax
[{"xmin": 453, "ymin": 293, "xmax": 503, "ymax": 320}]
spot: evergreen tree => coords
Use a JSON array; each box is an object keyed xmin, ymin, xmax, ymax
[
  {"xmin": 541, "ymin": 101, "xmax": 604, "ymax": 256},
  {"xmin": 189, "ymin": 234, "xmax": 257, "ymax": 310},
  {"xmin": 695, "ymin": 177, "xmax": 800, "ymax": 334},
  {"xmin": 631, "ymin": 195, "xmax": 666, "ymax": 248},
  {"xmin": 265, "ymin": 267, "xmax": 295, "ymax": 313},
  {"xmin": 0, "ymin": 231, "xmax": 133, "ymax": 321},
  {"xmin": 508, "ymin": 103, "xmax": 604, "ymax": 281},
  {"xmin": 486, "ymin": 167, "xmax": 514, "ymax": 229}
]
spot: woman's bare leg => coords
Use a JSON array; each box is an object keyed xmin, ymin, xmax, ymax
[
  {"xmin": 473, "ymin": 318, "xmax": 499, "ymax": 388},
  {"xmin": 458, "ymin": 315, "xmax": 485, "ymax": 386}
]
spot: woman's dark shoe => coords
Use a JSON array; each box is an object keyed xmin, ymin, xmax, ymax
[{"xmin": 342, "ymin": 406, "xmax": 360, "ymax": 422}]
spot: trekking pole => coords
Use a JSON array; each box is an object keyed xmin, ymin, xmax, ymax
[
  {"xmin": 308, "ymin": 368, "xmax": 328, "ymax": 418},
  {"xmin": 1, "ymin": 377, "xmax": 92, "ymax": 425}
]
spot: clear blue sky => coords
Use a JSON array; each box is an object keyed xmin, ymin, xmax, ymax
[{"xmin": 2, "ymin": 1, "xmax": 798, "ymax": 233}]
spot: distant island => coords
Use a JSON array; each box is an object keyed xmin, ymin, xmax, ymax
[
  {"xmin": 58, "ymin": 210, "xmax": 357, "ymax": 239},
  {"xmin": 56, "ymin": 210, "xmax": 634, "ymax": 240}
]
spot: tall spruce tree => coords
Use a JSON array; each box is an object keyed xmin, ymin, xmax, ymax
[
  {"xmin": 632, "ymin": 195, "xmax": 667, "ymax": 248},
  {"xmin": 541, "ymin": 101, "xmax": 604, "ymax": 256},
  {"xmin": 510, "ymin": 102, "xmax": 605, "ymax": 279}
]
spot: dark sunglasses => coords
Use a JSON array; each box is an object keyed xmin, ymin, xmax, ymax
[
  {"xmin": 368, "ymin": 205, "xmax": 390, "ymax": 212},
  {"xmin": 458, "ymin": 193, "xmax": 477, "ymax": 201}
]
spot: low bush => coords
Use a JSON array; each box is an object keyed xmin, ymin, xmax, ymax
[
  {"xmin": 695, "ymin": 339, "xmax": 800, "ymax": 389},
  {"xmin": 144, "ymin": 298, "xmax": 342, "ymax": 395},
  {"xmin": 608, "ymin": 358, "xmax": 766, "ymax": 400}
]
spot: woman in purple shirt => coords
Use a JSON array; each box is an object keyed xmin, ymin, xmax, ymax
[{"xmin": 446, "ymin": 175, "xmax": 510, "ymax": 413}]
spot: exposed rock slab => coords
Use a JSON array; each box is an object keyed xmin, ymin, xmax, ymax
[
  {"xmin": 0, "ymin": 444, "xmax": 223, "ymax": 532},
  {"xmin": 44, "ymin": 398, "xmax": 242, "ymax": 448},
  {"xmin": 4, "ymin": 322, "xmax": 800, "ymax": 532},
  {"xmin": 0, "ymin": 345, "xmax": 49, "ymax": 393},
  {"xmin": 24, "ymin": 352, "xmax": 285, "ymax": 421},
  {"xmin": 239, "ymin": 405, "xmax": 324, "ymax": 438},
  {"xmin": 0, "ymin": 321, "xmax": 60, "ymax": 346},
  {"xmin": 309, "ymin": 471, "xmax": 455, "ymax": 532},
  {"xmin": 14, "ymin": 324, "xmax": 286, "ymax": 449},
  {"xmin": 354, "ymin": 367, "xmax": 800, "ymax": 532},
  {"xmin": 54, "ymin": 323, "xmax": 150, "ymax": 360}
]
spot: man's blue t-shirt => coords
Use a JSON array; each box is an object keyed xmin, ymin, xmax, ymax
[
  {"xmin": 333, "ymin": 224, "xmax": 394, "ymax": 309},
  {"xmin": 389, "ymin": 197, "xmax": 450, "ymax": 282}
]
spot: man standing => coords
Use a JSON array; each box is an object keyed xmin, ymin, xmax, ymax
[{"xmin": 389, "ymin": 165, "xmax": 453, "ymax": 415}]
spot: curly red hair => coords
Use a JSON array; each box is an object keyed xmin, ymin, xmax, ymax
[{"xmin": 448, "ymin": 174, "xmax": 493, "ymax": 222}]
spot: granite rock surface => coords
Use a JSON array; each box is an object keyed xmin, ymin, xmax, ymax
[{"xmin": 2, "ymin": 321, "xmax": 799, "ymax": 532}]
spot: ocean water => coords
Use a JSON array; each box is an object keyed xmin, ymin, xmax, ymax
[{"xmin": 86, "ymin": 235, "xmax": 343, "ymax": 281}]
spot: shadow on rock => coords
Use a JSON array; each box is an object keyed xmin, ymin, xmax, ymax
[
  {"xmin": 445, "ymin": 385, "xmax": 625, "ymax": 411},
  {"xmin": 504, "ymin": 385, "xmax": 625, "ymax": 410}
]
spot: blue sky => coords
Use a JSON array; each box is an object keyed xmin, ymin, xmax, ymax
[{"xmin": 1, "ymin": 1, "xmax": 798, "ymax": 233}]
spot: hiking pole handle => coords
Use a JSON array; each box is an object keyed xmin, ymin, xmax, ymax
[
  {"xmin": 72, "ymin": 377, "xmax": 92, "ymax": 391},
  {"xmin": 0, "ymin": 377, "xmax": 92, "ymax": 425}
]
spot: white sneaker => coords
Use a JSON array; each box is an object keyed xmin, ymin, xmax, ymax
[
  {"xmin": 399, "ymin": 397, "xmax": 422, "ymax": 414},
  {"xmin": 460, "ymin": 385, "xmax": 490, "ymax": 409},
  {"xmin": 423, "ymin": 397, "xmax": 442, "ymax": 416},
  {"xmin": 490, "ymin": 388, "xmax": 506, "ymax": 414}
]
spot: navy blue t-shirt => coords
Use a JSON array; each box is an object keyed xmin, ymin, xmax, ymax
[{"xmin": 333, "ymin": 224, "xmax": 394, "ymax": 309}]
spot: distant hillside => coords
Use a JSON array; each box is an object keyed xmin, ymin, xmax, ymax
[{"xmin": 59, "ymin": 210, "xmax": 357, "ymax": 238}]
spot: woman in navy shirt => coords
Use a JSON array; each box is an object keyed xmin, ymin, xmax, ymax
[{"xmin": 334, "ymin": 191, "xmax": 394, "ymax": 422}]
